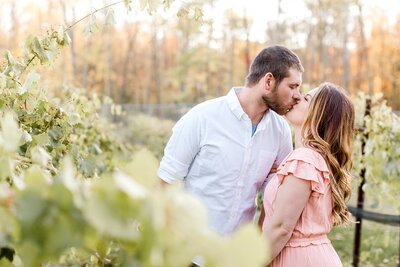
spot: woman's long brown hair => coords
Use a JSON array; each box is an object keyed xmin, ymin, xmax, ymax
[{"xmin": 301, "ymin": 82, "xmax": 355, "ymax": 226}]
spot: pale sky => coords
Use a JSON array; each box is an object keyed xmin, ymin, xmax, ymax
[
  {"xmin": 206, "ymin": 0, "xmax": 400, "ymax": 43},
  {"xmin": 2, "ymin": 0, "xmax": 400, "ymax": 43}
]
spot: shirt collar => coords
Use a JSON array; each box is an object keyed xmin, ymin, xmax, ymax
[
  {"xmin": 226, "ymin": 87, "xmax": 272, "ymax": 129},
  {"xmin": 226, "ymin": 87, "xmax": 247, "ymax": 120}
]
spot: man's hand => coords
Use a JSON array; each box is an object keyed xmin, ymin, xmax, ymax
[{"xmin": 158, "ymin": 179, "xmax": 170, "ymax": 187}]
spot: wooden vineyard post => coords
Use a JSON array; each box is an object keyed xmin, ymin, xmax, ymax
[{"xmin": 352, "ymin": 98, "xmax": 371, "ymax": 267}]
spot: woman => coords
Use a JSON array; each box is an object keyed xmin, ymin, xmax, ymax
[{"xmin": 262, "ymin": 82, "xmax": 354, "ymax": 267}]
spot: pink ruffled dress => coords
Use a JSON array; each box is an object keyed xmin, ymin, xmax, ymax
[{"xmin": 262, "ymin": 147, "xmax": 342, "ymax": 267}]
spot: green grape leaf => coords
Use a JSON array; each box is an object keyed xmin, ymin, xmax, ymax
[
  {"xmin": 114, "ymin": 171, "xmax": 148, "ymax": 199},
  {"xmin": 18, "ymin": 71, "xmax": 40, "ymax": 95},
  {"xmin": 0, "ymin": 157, "xmax": 11, "ymax": 181},
  {"xmin": 23, "ymin": 165, "xmax": 51, "ymax": 192},
  {"xmin": 139, "ymin": 0, "xmax": 148, "ymax": 10},
  {"xmin": 4, "ymin": 51, "xmax": 24, "ymax": 77},
  {"xmin": 204, "ymin": 224, "xmax": 269, "ymax": 267},
  {"xmin": 84, "ymin": 178, "xmax": 143, "ymax": 241},
  {"xmin": 193, "ymin": 7, "xmax": 203, "ymax": 21},
  {"xmin": 31, "ymin": 133, "xmax": 50, "ymax": 147},
  {"xmin": 63, "ymin": 31, "xmax": 72, "ymax": 46},
  {"xmin": 123, "ymin": 0, "xmax": 133, "ymax": 11},
  {"xmin": 147, "ymin": 0, "xmax": 160, "ymax": 12},
  {"xmin": 0, "ymin": 74, "xmax": 7, "ymax": 89},
  {"xmin": 0, "ymin": 112, "xmax": 21, "ymax": 153},
  {"xmin": 77, "ymin": 157, "xmax": 96, "ymax": 177},
  {"xmin": 30, "ymin": 36, "xmax": 49, "ymax": 64},
  {"xmin": 15, "ymin": 176, "xmax": 86, "ymax": 265},
  {"xmin": 20, "ymin": 130, "xmax": 32, "ymax": 146},
  {"xmin": 105, "ymin": 8, "xmax": 116, "ymax": 27},
  {"xmin": 83, "ymin": 14, "xmax": 98, "ymax": 36},
  {"xmin": 14, "ymin": 241, "xmax": 41, "ymax": 266},
  {"xmin": 31, "ymin": 146, "xmax": 51, "ymax": 167},
  {"xmin": 177, "ymin": 6, "xmax": 189, "ymax": 19},
  {"xmin": 43, "ymin": 36, "xmax": 60, "ymax": 64},
  {"xmin": 57, "ymin": 26, "xmax": 71, "ymax": 47},
  {"xmin": 48, "ymin": 126, "xmax": 63, "ymax": 141},
  {"xmin": 118, "ymin": 148, "xmax": 159, "ymax": 188},
  {"xmin": 68, "ymin": 112, "xmax": 81, "ymax": 126},
  {"xmin": 162, "ymin": 0, "xmax": 174, "ymax": 9}
]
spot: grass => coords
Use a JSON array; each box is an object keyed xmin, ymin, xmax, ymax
[{"xmin": 329, "ymin": 220, "xmax": 399, "ymax": 267}]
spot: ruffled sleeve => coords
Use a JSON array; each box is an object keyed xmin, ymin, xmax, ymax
[{"xmin": 276, "ymin": 147, "xmax": 330, "ymax": 194}]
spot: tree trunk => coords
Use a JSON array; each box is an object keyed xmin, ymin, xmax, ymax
[
  {"xmin": 275, "ymin": 0, "xmax": 282, "ymax": 44},
  {"xmin": 60, "ymin": 1, "xmax": 78, "ymax": 83},
  {"xmin": 317, "ymin": 0, "xmax": 327, "ymax": 81},
  {"xmin": 357, "ymin": 1, "xmax": 372, "ymax": 94},
  {"xmin": 120, "ymin": 24, "xmax": 138, "ymax": 103},
  {"xmin": 305, "ymin": 27, "xmax": 315, "ymax": 85},
  {"xmin": 205, "ymin": 17, "xmax": 214, "ymax": 96},
  {"xmin": 342, "ymin": 1, "xmax": 350, "ymax": 91},
  {"xmin": 9, "ymin": 2, "xmax": 19, "ymax": 49},
  {"xmin": 217, "ymin": 31, "xmax": 228, "ymax": 96},
  {"xmin": 229, "ymin": 36, "xmax": 235, "ymax": 88},
  {"xmin": 103, "ymin": 1, "xmax": 113, "ymax": 98},
  {"xmin": 179, "ymin": 20, "xmax": 189, "ymax": 94},
  {"xmin": 81, "ymin": 39, "xmax": 89, "ymax": 93},
  {"xmin": 243, "ymin": 12, "xmax": 251, "ymax": 72},
  {"xmin": 151, "ymin": 17, "xmax": 162, "ymax": 104}
]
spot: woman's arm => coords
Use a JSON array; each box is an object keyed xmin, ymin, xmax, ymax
[{"xmin": 263, "ymin": 174, "xmax": 312, "ymax": 263}]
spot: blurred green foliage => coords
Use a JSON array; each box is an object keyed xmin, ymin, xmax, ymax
[
  {"xmin": 120, "ymin": 114, "xmax": 175, "ymax": 160},
  {"xmin": 330, "ymin": 221, "xmax": 399, "ymax": 267}
]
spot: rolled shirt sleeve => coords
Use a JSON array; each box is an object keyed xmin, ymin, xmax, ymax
[{"xmin": 157, "ymin": 107, "xmax": 202, "ymax": 183}]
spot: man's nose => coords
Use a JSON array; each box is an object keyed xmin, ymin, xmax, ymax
[{"xmin": 293, "ymin": 90, "xmax": 301, "ymax": 100}]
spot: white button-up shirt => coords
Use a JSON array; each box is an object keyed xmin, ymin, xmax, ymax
[{"xmin": 158, "ymin": 87, "xmax": 293, "ymax": 236}]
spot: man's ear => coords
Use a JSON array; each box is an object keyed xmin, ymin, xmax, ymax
[{"xmin": 264, "ymin": 72, "xmax": 275, "ymax": 92}]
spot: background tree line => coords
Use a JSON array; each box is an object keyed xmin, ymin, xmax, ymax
[{"xmin": 1, "ymin": 0, "xmax": 399, "ymax": 110}]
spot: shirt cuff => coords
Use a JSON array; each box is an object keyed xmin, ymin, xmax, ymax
[{"xmin": 157, "ymin": 167, "xmax": 183, "ymax": 184}]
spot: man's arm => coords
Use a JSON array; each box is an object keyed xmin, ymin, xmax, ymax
[{"xmin": 157, "ymin": 108, "xmax": 202, "ymax": 184}]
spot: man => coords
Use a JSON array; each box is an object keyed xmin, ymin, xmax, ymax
[{"xmin": 158, "ymin": 45, "xmax": 303, "ymax": 237}]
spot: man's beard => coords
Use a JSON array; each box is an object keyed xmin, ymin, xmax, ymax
[{"xmin": 262, "ymin": 85, "xmax": 287, "ymax": 115}]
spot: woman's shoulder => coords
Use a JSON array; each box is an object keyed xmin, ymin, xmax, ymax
[
  {"xmin": 285, "ymin": 147, "xmax": 329, "ymax": 173},
  {"xmin": 277, "ymin": 147, "xmax": 331, "ymax": 191}
]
